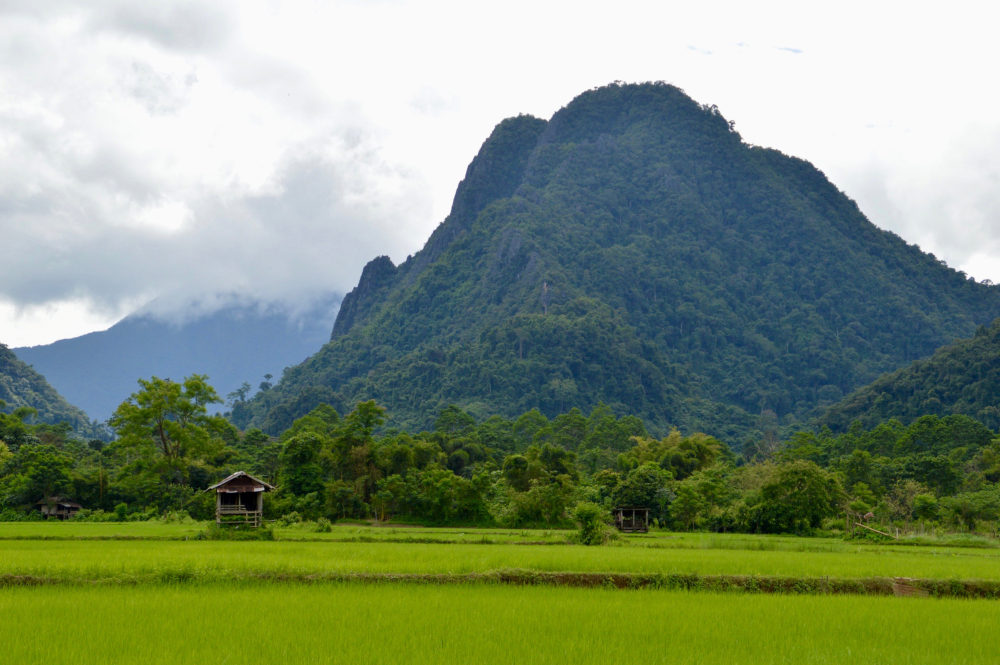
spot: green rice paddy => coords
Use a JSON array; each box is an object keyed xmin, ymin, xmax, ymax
[
  {"xmin": 4, "ymin": 583, "xmax": 999, "ymax": 664},
  {"xmin": 3, "ymin": 522, "xmax": 998, "ymax": 663},
  {"xmin": 2, "ymin": 534, "xmax": 999, "ymax": 583}
]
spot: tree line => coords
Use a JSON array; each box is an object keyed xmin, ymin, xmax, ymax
[{"xmin": 2, "ymin": 374, "xmax": 999, "ymax": 536}]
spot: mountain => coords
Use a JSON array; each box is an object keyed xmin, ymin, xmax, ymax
[
  {"xmin": 0, "ymin": 343, "xmax": 99, "ymax": 436},
  {"xmin": 13, "ymin": 296, "xmax": 339, "ymax": 423},
  {"xmin": 234, "ymin": 82, "xmax": 1000, "ymax": 444},
  {"xmin": 817, "ymin": 317, "xmax": 1000, "ymax": 432}
]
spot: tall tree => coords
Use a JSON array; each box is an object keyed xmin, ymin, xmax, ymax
[{"xmin": 110, "ymin": 375, "xmax": 224, "ymax": 464}]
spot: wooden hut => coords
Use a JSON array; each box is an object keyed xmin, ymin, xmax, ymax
[
  {"xmin": 36, "ymin": 497, "xmax": 82, "ymax": 520},
  {"xmin": 613, "ymin": 506, "xmax": 650, "ymax": 533},
  {"xmin": 206, "ymin": 471, "xmax": 274, "ymax": 527}
]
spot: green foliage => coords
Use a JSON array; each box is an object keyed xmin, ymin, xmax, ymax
[
  {"xmin": 110, "ymin": 375, "xmax": 224, "ymax": 463},
  {"xmin": 668, "ymin": 467, "xmax": 733, "ymax": 530},
  {"xmin": 234, "ymin": 82, "xmax": 1000, "ymax": 443},
  {"xmin": 612, "ymin": 462, "xmax": 673, "ymax": 521},
  {"xmin": 0, "ymin": 443, "xmax": 73, "ymax": 507},
  {"xmin": 5, "ymin": 360, "xmax": 1000, "ymax": 540},
  {"xmin": 572, "ymin": 501, "xmax": 611, "ymax": 545},
  {"xmin": 941, "ymin": 489, "xmax": 1000, "ymax": 531},
  {"xmin": 279, "ymin": 432, "xmax": 325, "ymax": 496},
  {"xmin": 620, "ymin": 429, "xmax": 730, "ymax": 479},
  {"xmin": 820, "ymin": 318, "xmax": 1000, "ymax": 431},
  {"xmin": 0, "ymin": 345, "xmax": 103, "ymax": 439},
  {"xmin": 744, "ymin": 461, "xmax": 845, "ymax": 534}
]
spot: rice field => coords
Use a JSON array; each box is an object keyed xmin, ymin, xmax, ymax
[
  {"xmin": 3, "ymin": 522, "xmax": 998, "ymax": 663},
  {"xmin": 2, "ymin": 535, "xmax": 1000, "ymax": 584},
  {"xmin": 0, "ymin": 520, "xmax": 572, "ymax": 543},
  {"xmin": 3, "ymin": 583, "xmax": 998, "ymax": 664}
]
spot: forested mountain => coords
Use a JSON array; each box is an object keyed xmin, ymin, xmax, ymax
[
  {"xmin": 0, "ymin": 344, "xmax": 99, "ymax": 436},
  {"xmin": 817, "ymin": 318, "xmax": 1000, "ymax": 432},
  {"xmin": 14, "ymin": 296, "xmax": 339, "ymax": 423},
  {"xmin": 234, "ymin": 82, "xmax": 1000, "ymax": 444}
]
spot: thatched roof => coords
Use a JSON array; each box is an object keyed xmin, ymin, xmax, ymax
[
  {"xmin": 206, "ymin": 471, "xmax": 275, "ymax": 493},
  {"xmin": 35, "ymin": 496, "xmax": 82, "ymax": 509}
]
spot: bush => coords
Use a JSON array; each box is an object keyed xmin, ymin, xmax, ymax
[
  {"xmin": 184, "ymin": 491, "xmax": 217, "ymax": 521},
  {"xmin": 277, "ymin": 511, "xmax": 302, "ymax": 527},
  {"xmin": 160, "ymin": 510, "xmax": 196, "ymax": 524},
  {"xmin": 573, "ymin": 501, "xmax": 612, "ymax": 545},
  {"xmin": 315, "ymin": 517, "xmax": 333, "ymax": 533},
  {"xmin": 0, "ymin": 508, "xmax": 38, "ymax": 522}
]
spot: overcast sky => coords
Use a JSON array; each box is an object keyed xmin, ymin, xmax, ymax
[{"xmin": 2, "ymin": 0, "xmax": 998, "ymax": 347}]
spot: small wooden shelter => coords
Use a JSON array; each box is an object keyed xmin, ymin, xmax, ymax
[
  {"xmin": 613, "ymin": 506, "xmax": 650, "ymax": 533},
  {"xmin": 206, "ymin": 471, "xmax": 274, "ymax": 527},
  {"xmin": 36, "ymin": 497, "xmax": 82, "ymax": 520}
]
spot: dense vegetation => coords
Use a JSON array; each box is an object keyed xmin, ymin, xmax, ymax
[
  {"xmin": 819, "ymin": 317, "xmax": 1000, "ymax": 432},
  {"xmin": 0, "ymin": 344, "xmax": 102, "ymax": 439},
  {"xmin": 4, "ymin": 372, "xmax": 999, "ymax": 539},
  {"xmin": 234, "ymin": 82, "xmax": 1000, "ymax": 442}
]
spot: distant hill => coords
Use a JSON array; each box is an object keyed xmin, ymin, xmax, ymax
[
  {"xmin": 13, "ymin": 296, "xmax": 339, "ymax": 423},
  {"xmin": 817, "ymin": 317, "xmax": 1000, "ymax": 432},
  {"xmin": 234, "ymin": 82, "xmax": 1000, "ymax": 444},
  {"xmin": 0, "ymin": 343, "xmax": 99, "ymax": 436}
]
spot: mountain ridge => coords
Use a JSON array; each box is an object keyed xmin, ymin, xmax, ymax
[
  {"xmin": 15, "ymin": 296, "xmax": 340, "ymax": 423},
  {"xmin": 817, "ymin": 317, "xmax": 1000, "ymax": 432},
  {"xmin": 0, "ymin": 343, "xmax": 100, "ymax": 437},
  {"xmin": 236, "ymin": 82, "xmax": 1000, "ymax": 444}
]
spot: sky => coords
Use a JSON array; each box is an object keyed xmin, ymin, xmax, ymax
[{"xmin": 2, "ymin": 0, "xmax": 998, "ymax": 347}]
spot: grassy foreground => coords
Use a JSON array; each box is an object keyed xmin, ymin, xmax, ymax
[
  {"xmin": 3, "ymin": 536, "xmax": 1000, "ymax": 584},
  {"xmin": 3, "ymin": 582, "xmax": 998, "ymax": 664}
]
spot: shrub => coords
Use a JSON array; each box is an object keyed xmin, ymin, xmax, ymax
[
  {"xmin": 573, "ymin": 501, "xmax": 612, "ymax": 545},
  {"xmin": 160, "ymin": 510, "xmax": 195, "ymax": 524},
  {"xmin": 277, "ymin": 512, "xmax": 302, "ymax": 527},
  {"xmin": 0, "ymin": 508, "xmax": 37, "ymax": 522}
]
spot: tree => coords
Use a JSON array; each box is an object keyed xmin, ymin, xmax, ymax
[
  {"xmin": 502, "ymin": 454, "xmax": 532, "ymax": 492},
  {"xmin": 613, "ymin": 462, "xmax": 672, "ymax": 521},
  {"xmin": 278, "ymin": 432, "xmax": 326, "ymax": 496},
  {"xmin": 0, "ymin": 444, "xmax": 72, "ymax": 507},
  {"xmin": 748, "ymin": 460, "xmax": 844, "ymax": 534},
  {"xmin": 109, "ymin": 375, "xmax": 225, "ymax": 471},
  {"xmin": 434, "ymin": 405, "xmax": 476, "ymax": 438}
]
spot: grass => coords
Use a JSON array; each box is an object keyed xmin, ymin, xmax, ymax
[
  {"xmin": 3, "ymin": 583, "xmax": 999, "ymax": 664},
  {"xmin": 0, "ymin": 520, "xmax": 572, "ymax": 543},
  {"xmin": 4, "ymin": 523, "xmax": 998, "ymax": 662},
  {"xmin": 0, "ymin": 520, "xmax": 204, "ymax": 540},
  {"xmin": 3, "ymin": 536, "xmax": 1000, "ymax": 584}
]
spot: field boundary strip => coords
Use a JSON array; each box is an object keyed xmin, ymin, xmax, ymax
[{"xmin": 3, "ymin": 570, "xmax": 1000, "ymax": 598}]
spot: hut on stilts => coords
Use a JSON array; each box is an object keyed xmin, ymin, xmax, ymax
[
  {"xmin": 206, "ymin": 471, "xmax": 274, "ymax": 527},
  {"xmin": 612, "ymin": 506, "xmax": 650, "ymax": 533}
]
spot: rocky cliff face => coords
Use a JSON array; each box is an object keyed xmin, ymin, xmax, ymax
[{"xmin": 331, "ymin": 256, "xmax": 398, "ymax": 340}]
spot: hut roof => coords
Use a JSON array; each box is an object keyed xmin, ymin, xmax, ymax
[
  {"xmin": 35, "ymin": 497, "xmax": 82, "ymax": 509},
  {"xmin": 206, "ymin": 471, "xmax": 275, "ymax": 493}
]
